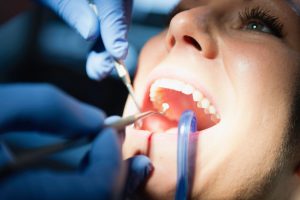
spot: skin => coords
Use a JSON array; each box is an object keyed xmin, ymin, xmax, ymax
[{"xmin": 123, "ymin": 0, "xmax": 300, "ymax": 199}]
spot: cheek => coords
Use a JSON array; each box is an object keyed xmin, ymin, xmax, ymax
[
  {"xmin": 201, "ymin": 38, "xmax": 300, "ymax": 194},
  {"xmin": 134, "ymin": 31, "xmax": 168, "ymax": 92},
  {"xmin": 223, "ymin": 37, "xmax": 298, "ymax": 93},
  {"xmin": 221, "ymin": 37, "xmax": 299, "ymax": 122}
]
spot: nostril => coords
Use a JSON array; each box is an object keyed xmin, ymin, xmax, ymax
[
  {"xmin": 170, "ymin": 36, "xmax": 176, "ymax": 47},
  {"xmin": 183, "ymin": 35, "xmax": 202, "ymax": 51}
]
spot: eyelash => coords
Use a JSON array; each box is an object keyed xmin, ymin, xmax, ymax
[{"xmin": 239, "ymin": 7, "xmax": 284, "ymax": 38}]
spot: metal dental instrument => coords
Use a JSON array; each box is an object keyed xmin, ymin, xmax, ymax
[
  {"xmin": 87, "ymin": 1, "xmax": 141, "ymax": 112},
  {"xmin": 175, "ymin": 110, "xmax": 197, "ymax": 200},
  {"xmin": 114, "ymin": 60, "xmax": 141, "ymax": 112},
  {"xmin": 0, "ymin": 111, "xmax": 160, "ymax": 178},
  {"xmin": 104, "ymin": 110, "xmax": 159, "ymax": 131}
]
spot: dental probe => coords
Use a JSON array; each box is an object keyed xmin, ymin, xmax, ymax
[
  {"xmin": 87, "ymin": 1, "xmax": 141, "ymax": 112},
  {"xmin": 104, "ymin": 110, "xmax": 160, "ymax": 131},
  {"xmin": 114, "ymin": 60, "xmax": 141, "ymax": 112},
  {"xmin": 0, "ymin": 111, "xmax": 160, "ymax": 178}
]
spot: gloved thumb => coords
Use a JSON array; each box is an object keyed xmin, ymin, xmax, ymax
[
  {"xmin": 87, "ymin": 128, "xmax": 122, "ymax": 173},
  {"xmin": 94, "ymin": 0, "xmax": 133, "ymax": 60},
  {"xmin": 83, "ymin": 128, "xmax": 122, "ymax": 199},
  {"xmin": 123, "ymin": 155, "xmax": 153, "ymax": 198}
]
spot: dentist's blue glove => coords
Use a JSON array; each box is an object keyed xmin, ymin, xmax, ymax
[
  {"xmin": 38, "ymin": 0, "xmax": 133, "ymax": 80},
  {"xmin": 0, "ymin": 84, "xmax": 152, "ymax": 199}
]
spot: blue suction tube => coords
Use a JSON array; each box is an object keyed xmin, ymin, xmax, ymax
[{"xmin": 175, "ymin": 110, "xmax": 197, "ymax": 200}]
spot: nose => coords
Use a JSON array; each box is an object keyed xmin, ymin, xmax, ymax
[{"xmin": 165, "ymin": 7, "xmax": 217, "ymax": 59}]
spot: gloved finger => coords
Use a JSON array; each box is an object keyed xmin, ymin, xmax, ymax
[
  {"xmin": 0, "ymin": 84, "xmax": 105, "ymax": 137},
  {"xmin": 104, "ymin": 115, "xmax": 122, "ymax": 125},
  {"xmin": 94, "ymin": 0, "xmax": 133, "ymax": 59},
  {"xmin": 85, "ymin": 128, "xmax": 123, "ymax": 198},
  {"xmin": 38, "ymin": 0, "xmax": 100, "ymax": 40},
  {"xmin": 79, "ymin": 116, "xmax": 121, "ymax": 168},
  {"xmin": 0, "ymin": 170, "xmax": 82, "ymax": 200},
  {"xmin": 86, "ymin": 128, "xmax": 121, "ymax": 172},
  {"xmin": 0, "ymin": 130, "xmax": 123, "ymax": 200},
  {"xmin": 103, "ymin": 115, "xmax": 126, "ymax": 142},
  {"xmin": 123, "ymin": 155, "xmax": 153, "ymax": 197},
  {"xmin": 0, "ymin": 169, "xmax": 115, "ymax": 200},
  {"xmin": 86, "ymin": 50, "xmax": 114, "ymax": 81}
]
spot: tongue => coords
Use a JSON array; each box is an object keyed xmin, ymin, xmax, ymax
[
  {"xmin": 141, "ymin": 114, "xmax": 177, "ymax": 132},
  {"xmin": 158, "ymin": 90, "xmax": 196, "ymax": 121}
]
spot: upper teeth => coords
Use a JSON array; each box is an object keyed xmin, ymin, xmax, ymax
[
  {"xmin": 192, "ymin": 90, "xmax": 203, "ymax": 101},
  {"xmin": 149, "ymin": 78, "xmax": 220, "ymax": 118}
]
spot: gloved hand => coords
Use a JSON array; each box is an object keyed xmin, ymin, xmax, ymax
[
  {"xmin": 0, "ymin": 84, "xmax": 152, "ymax": 199},
  {"xmin": 37, "ymin": 0, "xmax": 133, "ymax": 80}
]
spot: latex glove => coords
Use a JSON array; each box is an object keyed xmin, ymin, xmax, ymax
[
  {"xmin": 0, "ymin": 84, "xmax": 152, "ymax": 199},
  {"xmin": 38, "ymin": 0, "xmax": 133, "ymax": 80}
]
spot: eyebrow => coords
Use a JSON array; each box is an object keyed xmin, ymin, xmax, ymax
[
  {"xmin": 244, "ymin": 0, "xmax": 300, "ymax": 17},
  {"xmin": 176, "ymin": 0, "xmax": 300, "ymax": 18}
]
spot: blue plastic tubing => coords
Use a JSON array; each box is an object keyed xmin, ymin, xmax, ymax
[{"xmin": 175, "ymin": 110, "xmax": 197, "ymax": 200}]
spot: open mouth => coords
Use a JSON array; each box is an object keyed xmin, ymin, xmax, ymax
[{"xmin": 137, "ymin": 78, "xmax": 221, "ymax": 132}]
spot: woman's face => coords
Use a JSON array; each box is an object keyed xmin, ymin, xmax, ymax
[{"xmin": 123, "ymin": 0, "xmax": 300, "ymax": 199}]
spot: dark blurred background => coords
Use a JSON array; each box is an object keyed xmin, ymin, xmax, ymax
[
  {"xmin": 0, "ymin": 0, "xmax": 177, "ymax": 167},
  {"xmin": 0, "ymin": 0, "xmax": 177, "ymax": 116}
]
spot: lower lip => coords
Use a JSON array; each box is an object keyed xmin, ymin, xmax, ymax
[
  {"xmin": 124, "ymin": 123, "xmax": 222, "ymax": 168},
  {"xmin": 127, "ymin": 118, "xmax": 221, "ymax": 144}
]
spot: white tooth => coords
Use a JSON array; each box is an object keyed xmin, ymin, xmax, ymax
[
  {"xmin": 150, "ymin": 85, "xmax": 156, "ymax": 93},
  {"xmin": 211, "ymin": 115, "xmax": 218, "ymax": 123},
  {"xmin": 211, "ymin": 114, "xmax": 221, "ymax": 123},
  {"xmin": 166, "ymin": 80, "xmax": 178, "ymax": 91},
  {"xmin": 150, "ymin": 96, "xmax": 155, "ymax": 102},
  {"xmin": 173, "ymin": 80, "xmax": 185, "ymax": 92},
  {"xmin": 155, "ymin": 79, "xmax": 163, "ymax": 88},
  {"xmin": 208, "ymin": 105, "xmax": 216, "ymax": 115},
  {"xmin": 182, "ymin": 84, "xmax": 194, "ymax": 95},
  {"xmin": 150, "ymin": 84, "xmax": 158, "ymax": 95},
  {"xmin": 157, "ymin": 79, "xmax": 168, "ymax": 88},
  {"xmin": 172, "ymin": 81, "xmax": 181, "ymax": 91},
  {"xmin": 152, "ymin": 79, "xmax": 196, "ymax": 93},
  {"xmin": 150, "ymin": 89, "xmax": 157, "ymax": 102},
  {"xmin": 150, "ymin": 92, "xmax": 156, "ymax": 100},
  {"xmin": 150, "ymin": 94, "xmax": 157, "ymax": 102},
  {"xmin": 150, "ymin": 90, "xmax": 163, "ymax": 103},
  {"xmin": 196, "ymin": 101, "xmax": 201, "ymax": 108},
  {"xmin": 161, "ymin": 102, "xmax": 170, "ymax": 114},
  {"xmin": 199, "ymin": 98, "xmax": 210, "ymax": 109},
  {"xmin": 192, "ymin": 90, "xmax": 203, "ymax": 101}
]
